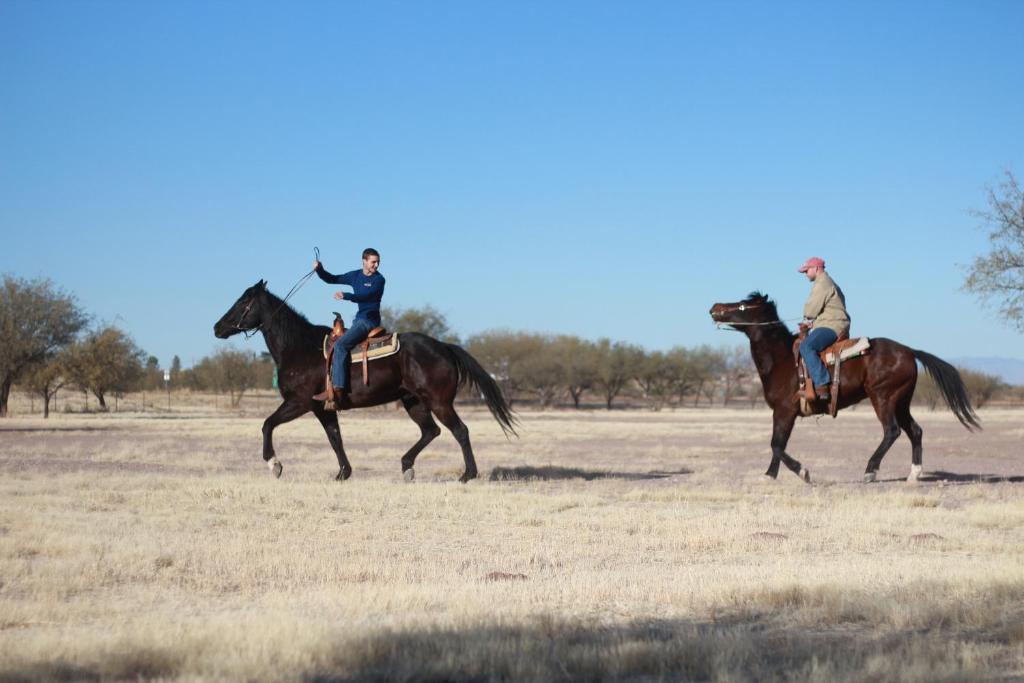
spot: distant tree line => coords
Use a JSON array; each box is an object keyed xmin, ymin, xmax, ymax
[
  {"xmin": 388, "ymin": 306, "xmax": 762, "ymax": 409},
  {"xmin": 0, "ymin": 275, "xmax": 277, "ymax": 416},
  {"xmin": 3, "ymin": 276, "xmax": 1021, "ymax": 417}
]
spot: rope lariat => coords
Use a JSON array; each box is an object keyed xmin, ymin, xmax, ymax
[{"xmin": 237, "ymin": 246, "xmax": 320, "ymax": 338}]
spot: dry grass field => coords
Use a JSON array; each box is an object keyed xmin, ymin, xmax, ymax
[{"xmin": 1, "ymin": 404, "xmax": 1022, "ymax": 682}]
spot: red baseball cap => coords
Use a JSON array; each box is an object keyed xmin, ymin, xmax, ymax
[{"xmin": 798, "ymin": 257, "xmax": 825, "ymax": 273}]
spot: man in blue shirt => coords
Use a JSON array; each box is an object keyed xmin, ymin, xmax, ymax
[{"xmin": 312, "ymin": 248, "xmax": 386, "ymax": 401}]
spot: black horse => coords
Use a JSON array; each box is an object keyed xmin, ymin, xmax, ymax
[
  {"xmin": 213, "ymin": 280, "xmax": 516, "ymax": 482},
  {"xmin": 710, "ymin": 292, "xmax": 979, "ymax": 483}
]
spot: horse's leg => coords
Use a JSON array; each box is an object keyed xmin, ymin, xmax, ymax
[
  {"xmin": 432, "ymin": 402, "xmax": 478, "ymax": 483},
  {"xmin": 863, "ymin": 397, "xmax": 902, "ymax": 483},
  {"xmin": 262, "ymin": 399, "xmax": 310, "ymax": 478},
  {"xmin": 399, "ymin": 394, "xmax": 441, "ymax": 481},
  {"xmin": 767, "ymin": 408, "xmax": 809, "ymax": 483},
  {"xmin": 895, "ymin": 402, "xmax": 924, "ymax": 482},
  {"xmin": 312, "ymin": 403, "xmax": 353, "ymax": 481}
]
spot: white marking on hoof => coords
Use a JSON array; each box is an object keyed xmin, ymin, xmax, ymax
[
  {"xmin": 268, "ymin": 456, "xmax": 282, "ymax": 478},
  {"xmin": 907, "ymin": 464, "xmax": 923, "ymax": 482},
  {"xmin": 403, "ymin": 468, "xmax": 415, "ymax": 482},
  {"xmin": 863, "ymin": 471, "xmax": 877, "ymax": 483},
  {"xmin": 799, "ymin": 467, "xmax": 811, "ymax": 484}
]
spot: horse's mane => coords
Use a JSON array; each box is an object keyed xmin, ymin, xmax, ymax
[
  {"xmin": 744, "ymin": 291, "xmax": 793, "ymax": 339},
  {"xmin": 260, "ymin": 287, "xmax": 329, "ymax": 346}
]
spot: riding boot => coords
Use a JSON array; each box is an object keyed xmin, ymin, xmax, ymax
[{"xmin": 313, "ymin": 387, "xmax": 345, "ymax": 401}]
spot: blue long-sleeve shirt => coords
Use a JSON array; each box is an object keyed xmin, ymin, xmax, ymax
[{"xmin": 315, "ymin": 265, "xmax": 385, "ymax": 325}]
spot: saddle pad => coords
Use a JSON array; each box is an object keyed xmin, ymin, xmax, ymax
[
  {"xmin": 823, "ymin": 337, "xmax": 870, "ymax": 366},
  {"xmin": 322, "ymin": 333, "xmax": 401, "ymax": 362}
]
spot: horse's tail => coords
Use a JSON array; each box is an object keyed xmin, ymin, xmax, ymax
[
  {"xmin": 912, "ymin": 349, "xmax": 981, "ymax": 431},
  {"xmin": 443, "ymin": 343, "xmax": 518, "ymax": 437}
]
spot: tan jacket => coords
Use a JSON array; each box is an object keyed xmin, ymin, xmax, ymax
[{"xmin": 803, "ymin": 271, "xmax": 850, "ymax": 336}]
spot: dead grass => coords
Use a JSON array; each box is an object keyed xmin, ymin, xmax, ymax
[{"xmin": 1, "ymin": 407, "xmax": 1022, "ymax": 681}]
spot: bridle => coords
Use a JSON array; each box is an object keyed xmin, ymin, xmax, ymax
[
  {"xmin": 713, "ymin": 300, "xmax": 797, "ymax": 330},
  {"xmin": 233, "ymin": 246, "xmax": 321, "ymax": 339},
  {"xmin": 233, "ymin": 297, "xmax": 260, "ymax": 338}
]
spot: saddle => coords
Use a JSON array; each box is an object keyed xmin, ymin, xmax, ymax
[
  {"xmin": 321, "ymin": 313, "xmax": 400, "ymax": 409},
  {"xmin": 792, "ymin": 330, "xmax": 871, "ymax": 418}
]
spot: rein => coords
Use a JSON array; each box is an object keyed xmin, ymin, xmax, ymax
[
  {"xmin": 715, "ymin": 320, "xmax": 794, "ymax": 329},
  {"xmin": 713, "ymin": 300, "xmax": 799, "ymax": 331},
  {"xmin": 236, "ymin": 247, "xmax": 320, "ymax": 338}
]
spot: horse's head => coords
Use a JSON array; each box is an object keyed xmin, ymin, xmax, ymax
[
  {"xmin": 214, "ymin": 280, "xmax": 267, "ymax": 339},
  {"xmin": 709, "ymin": 292, "xmax": 780, "ymax": 329}
]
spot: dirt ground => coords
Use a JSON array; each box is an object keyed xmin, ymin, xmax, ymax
[{"xmin": 1, "ymin": 405, "xmax": 1022, "ymax": 681}]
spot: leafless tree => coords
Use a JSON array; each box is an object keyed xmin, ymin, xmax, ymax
[{"xmin": 963, "ymin": 171, "xmax": 1024, "ymax": 331}]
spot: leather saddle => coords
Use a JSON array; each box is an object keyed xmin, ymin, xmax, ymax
[
  {"xmin": 792, "ymin": 330, "xmax": 871, "ymax": 418},
  {"xmin": 321, "ymin": 312, "xmax": 399, "ymax": 409}
]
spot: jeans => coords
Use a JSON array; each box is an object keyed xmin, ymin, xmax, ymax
[
  {"xmin": 800, "ymin": 327, "xmax": 838, "ymax": 388},
  {"xmin": 331, "ymin": 318, "xmax": 375, "ymax": 390}
]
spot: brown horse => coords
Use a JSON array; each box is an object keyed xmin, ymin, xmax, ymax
[
  {"xmin": 214, "ymin": 280, "xmax": 516, "ymax": 482},
  {"xmin": 709, "ymin": 292, "xmax": 979, "ymax": 483}
]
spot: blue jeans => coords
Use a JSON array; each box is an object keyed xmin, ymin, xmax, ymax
[
  {"xmin": 332, "ymin": 318, "xmax": 374, "ymax": 390},
  {"xmin": 800, "ymin": 327, "xmax": 838, "ymax": 387}
]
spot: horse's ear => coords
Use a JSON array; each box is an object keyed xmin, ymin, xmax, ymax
[{"xmin": 255, "ymin": 279, "xmax": 266, "ymax": 290}]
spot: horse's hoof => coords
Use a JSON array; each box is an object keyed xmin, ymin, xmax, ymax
[
  {"xmin": 403, "ymin": 468, "xmax": 415, "ymax": 482},
  {"xmin": 459, "ymin": 471, "xmax": 477, "ymax": 484},
  {"xmin": 863, "ymin": 471, "xmax": 877, "ymax": 484},
  {"xmin": 335, "ymin": 469, "xmax": 351, "ymax": 482},
  {"xmin": 907, "ymin": 465, "xmax": 923, "ymax": 482},
  {"xmin": 267, "ymin": 457, "xmax": 283, "ymax": 479},
  {"xmin": 799, "ymin": 467, "xmax": 811, "ymax": 484}
]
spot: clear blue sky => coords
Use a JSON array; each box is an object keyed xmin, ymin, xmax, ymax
[{"xmin": 2, "ymin": 1, "xmax": 1022, "ymax": 368}]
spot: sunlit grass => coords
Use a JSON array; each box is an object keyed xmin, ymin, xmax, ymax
[{"xmin": 1, "ymin": 407, "xmax": 1022, "ymax": 680}]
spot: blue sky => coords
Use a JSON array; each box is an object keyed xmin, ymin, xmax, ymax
[{"xmin": 2, "ymin": 1, "xmax": 1022, "ymax": 367}]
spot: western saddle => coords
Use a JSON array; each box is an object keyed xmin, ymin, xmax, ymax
[
  {"xmin": 321, "ymin": 313, "xmax": 399, "ymax": 409},
  {"xmin": 792, "ymin": 330, "xmax": 871, "ymax": 418}
]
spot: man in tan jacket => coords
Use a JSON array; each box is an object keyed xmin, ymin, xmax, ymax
[{"xmin": 797, "ymin": 257, "xmax": 850, "ymax": 399}]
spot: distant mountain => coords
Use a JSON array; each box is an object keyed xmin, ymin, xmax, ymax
[{"xmin": 949, "ymin": 357, "xmax": 1024, "ymax": 386}]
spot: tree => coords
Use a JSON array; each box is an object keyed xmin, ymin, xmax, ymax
[
  {"xmin": 381, "ymin": 305, "xmax": 460, "ymax": 343},
  {"xmin": 721, "ymin": 346, "xmax": 755, "ymax": 406},
  {"xmin": 593, "ymin": 339, "xmax": 642, "ymax": 410},
  {"xmin": 20, "ymin": 353, "xmax": 68, "ymax": 418},
  {"xmin": 634, "ymin": 350, "xmax": 678, "ymax": 410},
  {"xmin": 959, "ymin": 368, "xmax": 1005, "ymax": 409},
  {"xmin": 963, "ymin": 171, "xmax": 1024, "ymax": 331},
  {"xmin": 64, "ymin": 326, "xmax": 146, "ymax": 410},
  {"xmin": 913, "ymin": 373, "xmax": 942, "ymax": 410},
  {"xmin": 465, "ymin": 330, "xmax": 533, "ymax": 405},
  {"xmin": 143, "ymin": 355, "xmax": 163, "ymax": 391},
  {"xmin": 687, "ymin": 345, "xmax": 726, "ymax": 406},
  {"xmin": 193, "ymin": 348, "xmax": 259, "ymax": 407},
  {"xmin": 661, "ymin": 346, "xmax": 698, "ymax": 408},
  {"xmin": 0, "ymin": 275, "xmax": 88, "ymax": 417},
  {"xmin": 515, "ymin": 334, "xmax": 564, "ymax": 408},
  {"xmin": 557, "ymin": 335, "xmax": 598, "ymax": 409}
]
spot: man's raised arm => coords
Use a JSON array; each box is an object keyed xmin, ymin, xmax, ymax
[{"xmin": 313, "ymin": 260, "xmax": 352, "ymax": 286}]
